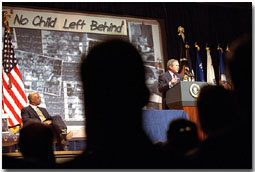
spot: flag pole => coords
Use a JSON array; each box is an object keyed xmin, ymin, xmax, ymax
[{"xmin": 178, "ymin": 26, "xmax": 186, "ymax": 78}]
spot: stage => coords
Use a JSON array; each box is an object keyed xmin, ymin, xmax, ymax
[
  {"xmin": 2, "ymin": 151, "xmax": 83, "ymax": 164},
  {"xmin": 2, "ymin": 110, "xmax": 189, "ymax": 153}
]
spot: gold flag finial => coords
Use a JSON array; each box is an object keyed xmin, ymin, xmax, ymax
[
  {"xmin": 205, "ymin": 43, "xmax": 210, "ymax": 51},
  {"xmin": 3, "ymin": 12, "xmax": 12, "ymax": 33},
  {"xmin": 178, "ymin": 26, "xmax": 184, "ymax": 34},
  {"xmin": 195, "ymin": 43, "xmax": 200, "ymax": 51},
  {"xmin": 217, "ymin": 44, "xmax": 223, "ymax": 53},
  {"xmin": 226, "ymin": 45, "xmax": 230, "ymax": 52}
]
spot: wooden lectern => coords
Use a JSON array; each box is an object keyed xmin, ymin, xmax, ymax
[{"xmin": 166, "ymin": 81, "xmax": 207, "ymax": 140}]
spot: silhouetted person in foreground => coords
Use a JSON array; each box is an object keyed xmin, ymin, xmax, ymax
[
  {"xmin": 157, "ymin": 118, "xmax": 200, "ymax": 168},
  {"xmin": 166, "ymin": 118, "xmax": 200, "ymax": 156},
  {"xmin": 18, "ymin": 121, "xmax": 56, "ymax": 168},
  {"xmin": 226, "ymin": 35, "xmax": 252, "ymax": 168},
  {"xmin": 60, "ymin": 39, "xmax": 162, "ymax": 168},
  {"xmin": 189, "ymin": 85, "xmax": 247, "ymax": 168},
  {"xmin": 3, "ymin": 121, "xmax": 56, "ymax": 169},
  {"xmin": 197, "ymin": 85, "xmax": 240, "ymax": 136},
  {"xmin": 227, "ymin": 34, "xmax": 252, "ymax": 121}
]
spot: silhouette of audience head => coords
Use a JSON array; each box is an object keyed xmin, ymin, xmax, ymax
[
  {"xmin": 226, "ymin": 34, "xmax": 252, "ymax": 119},
  {"xmin": 80, "ymin": 39, "xmax": 150, "ymax": 148},
  {"xmin": 81, "ymin": 39, "xmax": 149, "ymax": 110},
  {"xmin": 226, "ymin": 34, "xmax": 251, "ymax": 92},
  {"xmin": 167, "ymin": 118, "xmax": 199, "ymax": 151},
  {"xmin": 225, "ymin": 34, "xmax": 252, "ymax": 168},
  {"xmin": 197, "ymin": 85, "xmax": 239, "ymax": 135},
  {"xmin": 18, "ymin": 121, "xmax": 55, "ymax": 167}
]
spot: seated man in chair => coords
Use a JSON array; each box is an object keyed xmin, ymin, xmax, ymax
[{"xmin": 21, "ymin": 92, "xmax": 73, "ymax": 150}]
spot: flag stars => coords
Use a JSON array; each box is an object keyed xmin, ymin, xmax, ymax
[{"xmin": 3, "ymin": 29, "xmax": 17, "ymax": 73}]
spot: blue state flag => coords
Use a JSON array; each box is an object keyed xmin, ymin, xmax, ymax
[
  {"xmin": 218, "ymin": 46, "xmax": 227, "ymax": 85},
  {"xmin": 195, "ymin": 44, "xmax": 205, "ymax": 81}
]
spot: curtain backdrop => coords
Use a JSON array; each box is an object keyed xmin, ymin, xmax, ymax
[{"xmin": 3, "ymin": 2, "xmax": 252, "ymax": 83}]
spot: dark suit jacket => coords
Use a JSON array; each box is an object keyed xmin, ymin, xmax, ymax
[
  {"xmin": 21, "ymin": 105, "xmax": 52, "ymax": 125},
  {"xmin": 158, "ymin": 71, "xmax": 182, "ymax": 109}
]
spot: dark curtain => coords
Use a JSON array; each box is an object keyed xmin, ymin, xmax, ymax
[{"xmin": 3, "ymin": 2, "xmax": 252, "ymax": 82}]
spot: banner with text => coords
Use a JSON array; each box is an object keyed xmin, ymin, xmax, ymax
[{"xmin": 3, "ymin": 9, "xmax": 127, "ymax": 35}]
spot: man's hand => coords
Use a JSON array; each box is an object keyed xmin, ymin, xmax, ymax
[
  {"xmin": 170, "ymin": 78, "xmax": 179, "ymax": 85},
  {"xmin": 43, "ymin": 120, "xmax": 52, "ymax": 125}
]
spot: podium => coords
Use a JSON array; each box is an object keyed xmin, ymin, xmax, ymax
[{"xmin": 166, "ymin": 81, "xmax": 207, "ymax": 140}]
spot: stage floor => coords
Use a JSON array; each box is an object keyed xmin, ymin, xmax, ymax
[{"xmin": 3, "ymin": 151, "xmax": 83, "ymax": 164}]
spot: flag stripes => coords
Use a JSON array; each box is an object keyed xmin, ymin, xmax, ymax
[
  {"xmin": 3, "ymin": 67, "xmax": 27, "ymax": 102},
  {"xmin": 2, "ymin": 67, "xmax": 27, "ymax": 126},
  {"xmin": 3, "ymin": 77, "xmax": 24, "ymax": 111},
  {"xmin": 2, "ymin": 94, "xmax": 22, "ymax": 124}
]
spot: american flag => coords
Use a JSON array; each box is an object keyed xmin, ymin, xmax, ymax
[{"xmin": 2, "ymin": 27, "xmax": 27, "ymax": 133}]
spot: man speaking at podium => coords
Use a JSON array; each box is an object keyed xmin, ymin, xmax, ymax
[{"xmin": 158, "ymin": 59, "xmax": 183, "ymax": 109}]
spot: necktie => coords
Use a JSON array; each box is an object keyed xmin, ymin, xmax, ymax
[
  {"xmin": 173, "ymin": 73, "xmax": 176, "ymax": 79},
  {"xmin": 35, "ymin": 107, "xmax": 46, "ymax": 121}
]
